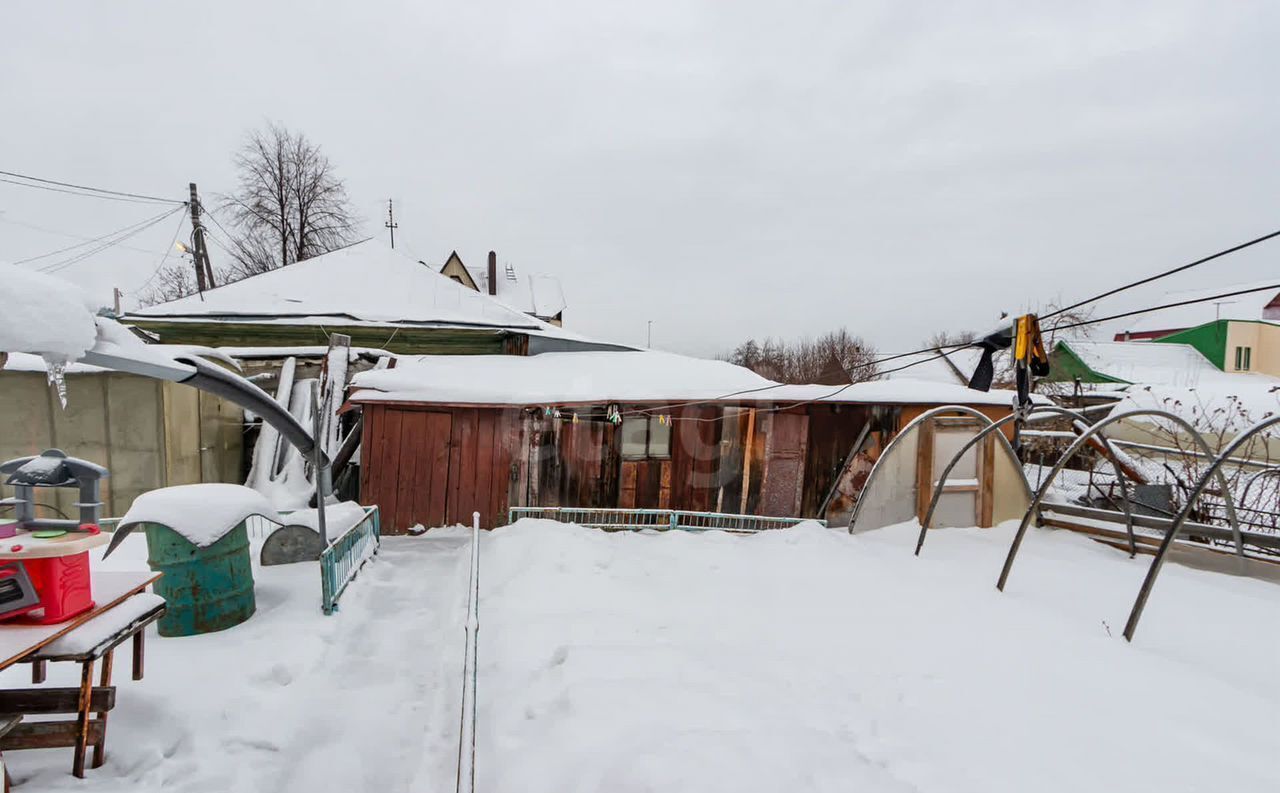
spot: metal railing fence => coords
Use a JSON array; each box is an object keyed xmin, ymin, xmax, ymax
[
  {"xmin": 320, "ymin": 505, "xmax": 381, "ymax": 615},
  {"xmin": 506, "ymin": 507, "xmax": 823, "ymax": 533}
]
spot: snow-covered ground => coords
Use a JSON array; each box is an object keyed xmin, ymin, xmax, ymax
[
  {"xmin": 4, "ymin": 520, "xmax": 1277, "ymax": 792},
  {"xmin": 478, "ymin": 521, "xmax": 1279, "ymax": 793},
  {"xmin": 0, "ymin": 530, "xmax": 473, "ymax": 792}
]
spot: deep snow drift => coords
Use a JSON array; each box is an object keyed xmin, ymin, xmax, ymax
[{"xmin": 3, "ymin": 521, "xmax": 1276, "ymax": 792}]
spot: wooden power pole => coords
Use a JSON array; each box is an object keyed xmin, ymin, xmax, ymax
[
  {"xmin": 188, "ymin": 183, "xmax": 216, "ymax": 291},
  {"xmin": 385, "ymin": 199, "xmax": 398, "ymax": 249}
]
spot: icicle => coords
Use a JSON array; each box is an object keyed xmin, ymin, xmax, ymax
[{"xmin": 43, "ymin": 358, "xmax": 68, "ymax": 409}]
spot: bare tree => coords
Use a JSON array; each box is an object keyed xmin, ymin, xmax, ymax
[
  {"xmin": 220, "ymin": 123, "xmax": 360, "ymax": 278},
  {"xmin": 725, "ymin": 328, "xmax": 879, "ymax": 384},
  {"xmin": 925, "ymin": 329, "xmax": 976, "ymax": 349},
  {"xmin": 139, "ymin": 263, "xmax": 200, "ymax": 306}
]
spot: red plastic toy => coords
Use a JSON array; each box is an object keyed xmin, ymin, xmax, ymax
[{"xmin": 21, "ymin": 551, "xmax": 95, "ymax": 624}]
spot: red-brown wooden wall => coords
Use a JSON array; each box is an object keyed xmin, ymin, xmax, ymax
[{"xmin": 360, "ymin": 404, "xmax": 520, "ymax": 533}]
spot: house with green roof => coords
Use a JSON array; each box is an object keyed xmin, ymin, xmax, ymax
[{"xmin": 1110, "ymin": 281, "xmax": 1280, "ymax": 377}]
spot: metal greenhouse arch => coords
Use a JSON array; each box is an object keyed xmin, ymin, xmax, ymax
[
  {"xmin": 996, "ymin": 408, "xmax": 1242, "ymax": 593},
  {"xmin": 916, "ymin": 405, "xmax": 1138, "ymax": 558},
  {"xmin": 1122, "ymin": 414, "xmax": 1280, "ymax": 641},
  {"xmin": 848, "ymin": 404, "xmax": 1030, "ymax": 534}
]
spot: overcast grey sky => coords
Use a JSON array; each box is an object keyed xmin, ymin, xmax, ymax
[{"xmin": 2, "ymin": 1, "xmax": 1277, "ymax": 356}]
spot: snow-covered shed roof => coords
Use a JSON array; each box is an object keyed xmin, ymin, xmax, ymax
[
  {"xmin": 1120, "ymin": 280, "xmax": 1280, "ymax": 336},
  {"xmin": 128, "ymin": 240, "xmax": 542, "ymax": 331},
  {"xmin": 349, "ymin": 350, "xmax": 1029, "ymax": 408},
  {"xmin": 1057, "ymin": 339, "xmax": 1235, "ymax": 387}
]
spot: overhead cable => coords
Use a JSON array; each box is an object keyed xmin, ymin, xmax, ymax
[
  {"xmin": 0, "ymin": 168, "xmax": 185, "ymax": 205},
  {"xmin": 37, "ymin": 206, "xmax": 187, "ymax": 274},
  {"xmin": 1052, "ymin": 282, "xmax": 1280, "ymax": 332},
  {"xmin": 1044, "ymin": 227, "xmax": 1280, "ymax": 319}
]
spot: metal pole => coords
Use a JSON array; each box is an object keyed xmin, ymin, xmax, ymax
[{"xmin": 312, "ymin": 380, "xmax": 328, "ymax": 546}]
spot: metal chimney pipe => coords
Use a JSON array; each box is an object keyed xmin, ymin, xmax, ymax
[{"xmin": 487, "ymin": 251, "xmax": 498, "ymax": 296}]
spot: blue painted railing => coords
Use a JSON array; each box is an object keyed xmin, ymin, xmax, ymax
[
  {"xmin": 321, "ymin": 505, "xmax": 381, "ymax": 615},
  {"xmin": 506, "ymin": 507, "xmax": 823, "ymax": 533}
]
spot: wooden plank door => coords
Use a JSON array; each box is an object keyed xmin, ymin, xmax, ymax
[
  {"xmin": 916, "ymin": 417, "xmax": 983, "ymax": 528},
  {"xmin": 759, "ymin": 412, "xmax": 808, "ymax": 517},
  {"xmin": 409, "ymin": 411, "xmax": 454, "ymax": 529}
]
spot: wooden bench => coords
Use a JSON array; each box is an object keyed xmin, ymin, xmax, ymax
[
  {"xmin": 0, "ymin": 593, "xmax": 165, "ymax": 778},
  {"xmin": 0, "ymin": 715, "xmax": 21, "ymax": 793}
]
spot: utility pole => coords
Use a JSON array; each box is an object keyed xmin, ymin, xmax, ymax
[
  {"xmin": 385, "ymin": 199, "xmax": 398, "ymax": 248},
  {"xmin": 188, "ymin": 183, "xmax": 216, "ymax": 291}
]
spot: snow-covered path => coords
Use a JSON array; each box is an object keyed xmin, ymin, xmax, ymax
[{"xmin": 3, "ymin": 534, "xmax": 471, "ymax": 793}]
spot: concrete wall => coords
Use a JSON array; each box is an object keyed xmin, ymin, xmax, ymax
[{"xmin": 0, "ymin": 371, "xmax": 244, "ymax": 519}]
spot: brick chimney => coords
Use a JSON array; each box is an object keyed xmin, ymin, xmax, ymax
[{"xmin": 487, "ymin": 251, "xmax": 498, "ymax": 296}]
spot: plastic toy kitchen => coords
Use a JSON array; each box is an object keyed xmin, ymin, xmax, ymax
[{"xmin": 0, "ymin": 450, "xmax": 110, "ymax": 623}]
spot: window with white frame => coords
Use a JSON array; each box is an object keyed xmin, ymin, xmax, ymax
[
  {"xmin": 1235, "ymin": 346, "xmax": 1252, "ymax": 371},
  {"xmin": 621, "ymin": 416, "xmax": 672, "ymax": 459}
]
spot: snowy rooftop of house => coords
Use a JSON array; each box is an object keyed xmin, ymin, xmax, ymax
[
  {"xmin": 470, "ymin": 266, "xmax": 566, "ymax": 320},
  {"xmin": 127, "ymin": 240, "xmax": 544, "ymax": 331},
  {"xmin": 1120, "ymin": 280, "xmax": 1280, "ymax": 335},
  {"xmin": 1058, "ymin": 339, "xmax": 1243, "ymax": 387},
  {"xmin": 350, "ymin": 350, "xmax": 1028, "ymax": 407}
]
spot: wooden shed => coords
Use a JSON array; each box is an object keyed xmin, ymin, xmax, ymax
[{"xmin": 349, "ymin": 352, "xmax": 1024, "ymax": 533}]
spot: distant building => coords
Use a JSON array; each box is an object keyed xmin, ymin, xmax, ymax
[
  {"xmin": 1113, "ymin": 281, "xmax": 1280, "ymax": 377},
  {"xmin": 1047, "ymin": 339, "xmax": 1237, "ymax": 386},
  {"xmin": 438, "ymin": 250, "xmax": 566, "ymax": 326}
]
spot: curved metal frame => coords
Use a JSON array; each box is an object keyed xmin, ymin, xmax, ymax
[
  {"xmin": 997, "ymin": 408, "xmax": 1241, "ymax": 592},
  {"xmin": 1122, "ymin": 414, "xmax": 1280, "ymax": 640},
  {"xmin": 1239, "ymin": 466, "xmax": 1280, "ymax": 508},
  {"xmin": 848, "ymin": 404, "xmax": 1027, "ymax": 534},
  {"xmin": 916, "ymin": 405, "xmax": 1138, "ymax": 558}
]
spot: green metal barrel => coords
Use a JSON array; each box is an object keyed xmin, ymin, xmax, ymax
[{"xmin": 142, "ymin": 521, "xmax": 256, "ymax": 636}]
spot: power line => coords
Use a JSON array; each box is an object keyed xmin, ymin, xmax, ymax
[
  {"xmin": 202, "ymin": 207, "xmax": 239, "ymax": 246},
  {"xmin": 1053, "ymin": 282, "xmax": 1280, "ymax": 332},
  {"xmin": 655, "ymin": 350, "xmax": 960, "ymax": 423},
  {"xmin": 0, "ymin": 215, "xmax": 159, "ymax": 256},
  {"xmin": 0, "ymin": 176, "xmax": 185, "ymax": 205},
  {"xmin": 128, "ymin": 212, "xmax": 190, "ymax": 297},
  {"xmin": 0, "ymin": 168, "xmax": 185, "ymax": 205},
  {"xmin": 37, "ymin": 206, "xmax": 186, "ymax": 274},
  {"xmin": 10, "ymin": 210, "xmax": 183, "ymax": 265},
  {"xmin": 620, "ymin": 340, "xmax": 975, "ymax": 420},
  {"xmin": 1044, "ymin": 227, "xmax": 1280, "ymax": 319}
]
